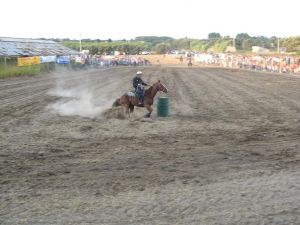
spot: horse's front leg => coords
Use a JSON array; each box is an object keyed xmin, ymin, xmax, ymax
[{"xmin": 144, "ymin": 105, "xmax": 153, "ymax": 118}]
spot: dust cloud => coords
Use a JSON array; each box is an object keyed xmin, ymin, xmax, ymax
[{"xmin": 47, "ymin": 71, "xmax": 114, "ymax": 118}]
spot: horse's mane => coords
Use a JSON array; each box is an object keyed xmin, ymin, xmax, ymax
[{"xmin": 145, "ymin": 81, "xmax": 161, "ymax": 96}]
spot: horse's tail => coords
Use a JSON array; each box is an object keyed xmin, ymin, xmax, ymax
[{"xmin": 112, "ymin": 98, "xmax": 121, "ymax": 107}]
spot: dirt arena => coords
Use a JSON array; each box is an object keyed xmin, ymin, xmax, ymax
[{"xmin": 1, "ymin": 66, "xmax": 300, "ymax": 225}]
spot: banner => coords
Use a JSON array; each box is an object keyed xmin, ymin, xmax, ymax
[
  {"xmin": 40, "ymin": 56, "xmax": 56, "ymax": 63},
  {"xmin": 56, "ymin": 56, "xmax": 70, "ymax": 64},
  {"xmin": 17, "ymin": 56, "xmax": 40, "ymax": 67}
]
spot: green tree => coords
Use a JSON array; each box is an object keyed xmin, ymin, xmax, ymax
[
  {"xmin": 153, "ymin": 43, "xmax": 171, "ymax": 54},
  {"xmin": 208, "ymin": 32, "xmax": 221, "ymax": 39},
  {"xmin": 236, "ymin": 33, "xmax": 250, "ymax": 40},
  {"xmin": 241, "ymin": 39, "xmax": 254, "ymax": 51},
  {"xmin": 282, "ymin": 37, "xmax": 300, "ymax": 52},
  {"xmin": 235, "ymin": 33, "xmax": 251, "ymax": 49},
  {"xmin": 212, "ymin": 39, "xmax": 232, "ymax": 52},
  {"xmin": 87, "ymin": 46, "xmax": 99, "ymax": 55},
  {"xmin": 135, "ymin": 36, "xmax": 173, "ymax": 47}
]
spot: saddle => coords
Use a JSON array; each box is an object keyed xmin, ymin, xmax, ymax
[{"xmin": 127, "ymin": 91, "xmax": 144, "ymax": 106}]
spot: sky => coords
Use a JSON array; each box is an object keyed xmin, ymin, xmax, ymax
[{"xmin": 1, "ymin": 0, "xmax": 299, "ymax": 40}]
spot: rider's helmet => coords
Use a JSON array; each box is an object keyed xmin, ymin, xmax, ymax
[{"xmin": 136, "ymin": 71, "xmax": 142, "ymax": 77}]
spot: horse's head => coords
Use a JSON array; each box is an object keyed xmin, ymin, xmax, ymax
[{"xmin": 154, "ymin": 80, "xmax": 168, "ymax": 93}]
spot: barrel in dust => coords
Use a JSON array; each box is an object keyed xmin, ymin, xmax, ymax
[{"xmin": 157, "ymin": 97, "xmax": 169, "ymax": 117}]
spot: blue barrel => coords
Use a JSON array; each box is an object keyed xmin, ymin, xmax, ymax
[{"xmin": 157, "ymin": 97, "xmax": 169, "ymax": 117}]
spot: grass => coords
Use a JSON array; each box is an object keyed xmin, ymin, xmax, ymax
[
  {"xmin": 0, "ymin": 61, "xmax": 56, "ymax": 79},
  {"xmin": 0, "ymin": 65, "xmax": 41, "ymax": 78}
]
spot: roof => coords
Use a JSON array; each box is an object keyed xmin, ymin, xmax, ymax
[{"xmin": 0, "ymin": 37, "xmax": 78, "ymax": 57}]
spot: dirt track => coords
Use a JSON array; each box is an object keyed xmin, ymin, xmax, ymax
[{"xmin": 1, "ymin": 66, "xmax": 300, "ymax": 225}]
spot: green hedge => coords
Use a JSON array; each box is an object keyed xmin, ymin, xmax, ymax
[{"xmin": 0, "ymin": 58, "xmax": 55, "ymax": 78}]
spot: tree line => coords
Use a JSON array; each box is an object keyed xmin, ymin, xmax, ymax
[
  {"xmin": 56, "ymin": 34, "xmax": 300, "ymax": 55},
  {"xmin": 63, "ymin": 41, "xmax": 150, "ymax": 55}
]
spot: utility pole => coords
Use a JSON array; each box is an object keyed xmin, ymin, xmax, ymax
[
  {"xmin": 4, "ymin": 57, "xmax": 7, "ymax": 74},
  {"xmin": 277, "ymin": 37, "xmax": 281, "ymax": 73},
  {"xmin": 79, "ymin": 34, "xmax": 82, "ymax": 53},
  {"xmin": 185, "ymin": 37, "xmax": 190, "ymax": 51}
]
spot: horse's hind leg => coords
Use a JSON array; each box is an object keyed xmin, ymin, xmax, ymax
[
  {"xmin": 123, "ymin": 105, "xmax": 131, "ymax": 118},
  {"xmin": 129, "ymin": 104, "xmax": 134, "ymax": 113}
]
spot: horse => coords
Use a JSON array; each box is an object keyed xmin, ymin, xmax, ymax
[{"xmin": 112, "ymin": 80, "xmax": 168, "ymax": 118}]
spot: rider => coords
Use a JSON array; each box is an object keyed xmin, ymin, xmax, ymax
[{"xmin": 133, "ymin": 71, "xmax": 148, "ymax": 104}]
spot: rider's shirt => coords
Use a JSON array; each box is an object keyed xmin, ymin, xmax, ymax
[{"xmin": 133, "ymin": 76, "xmax": 147, "ymax": 89}]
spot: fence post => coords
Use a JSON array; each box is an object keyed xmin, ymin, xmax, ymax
[
  {"xmin": 4, "ymin": 57, "xmax": 7, "ymax": 75},
  {"xmin": 279, "ymin": 56, "xmax": 282, "ymax": 73}
]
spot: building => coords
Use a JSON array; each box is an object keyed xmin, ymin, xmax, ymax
[
  {"xmin": 0, "ymin": 37, "xmax": 78, "ymax": 57},
  {"xmin": 252, "ymin": 46, "xmax": 270, "ymax": 53}
]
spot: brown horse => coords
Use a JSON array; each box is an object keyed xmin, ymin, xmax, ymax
[{"xmin": 112, "ymin": 80, "xmax": 168, "ymax": 118}]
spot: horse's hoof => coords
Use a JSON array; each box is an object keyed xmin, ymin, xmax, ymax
[{"xmin": 144, "ymin": 114, "xmax": 151, "ymax": 118}]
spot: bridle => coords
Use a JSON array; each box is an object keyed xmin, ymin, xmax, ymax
[
  {"xmin": 161, "ymin": 83, "xmax": 168, "ymax": 93},
  {"xmin": 152, "ymin": 82, "xmax": 167, "ymax": 92}
]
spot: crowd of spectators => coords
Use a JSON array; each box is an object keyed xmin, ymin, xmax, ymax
[
  {"xmin": 70, "ymin": 55, "xmax": 151, "ymax": 69},
  {"xmin": 195, "ymin": 53, "xmax": 300, "ymax": 74}
]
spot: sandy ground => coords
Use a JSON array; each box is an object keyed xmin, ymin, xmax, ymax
[{"xmin": 1, "ymin": 66, "xmax": 300, "ymax": 225}]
